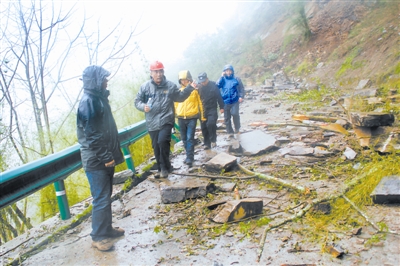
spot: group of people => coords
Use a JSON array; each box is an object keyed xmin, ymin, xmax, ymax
[
  {"xmin": 135, "ymin": 61, "xmax": 245, "ymax": 178},
  {"xmin": 76, "ymin": 62, "xmax": 244, "ymax": 251}
]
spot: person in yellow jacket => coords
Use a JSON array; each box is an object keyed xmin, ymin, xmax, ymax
[{"xmin": 175, "ymin": 70, "xmax": 205, "ymax": 167}]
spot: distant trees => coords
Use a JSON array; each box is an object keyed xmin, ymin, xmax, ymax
[{"xmin": 0, "ymin": 0, "xmax": 140, "ymax": 243}]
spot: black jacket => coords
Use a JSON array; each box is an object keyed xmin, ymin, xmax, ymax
[
  {"xmin": 77, "ymin": 66, "xmax": 124, "ymax": 171},
  {"xmin": 198, "ymin": 80, "xmax": 224, "ymax": 116}
]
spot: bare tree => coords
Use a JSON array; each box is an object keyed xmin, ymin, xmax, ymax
[{"xmin": 0, "ymin": 0, "xmax": 141, "ymax": 243}]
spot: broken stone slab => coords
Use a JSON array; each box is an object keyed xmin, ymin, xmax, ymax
[
  {"xmin": 238, "ymin": 130, "xmax": 280, "ymax": 156},
  {"xmin": 350, "ymin": 112, "xmax": 395, "ymax": 127},
  {"xmin": 159, "ymin": 178, "xmax": 216, "ymax": 204},
  {"xmin": 284, "ymin": 155, "xmax": 324, "ymax": 164},
  {"xmin": 326, "ymin": 244, "xmax": 345, "ymax": 258},
  {"xmin": 217, "ymin": 182, "xmax": 236, "ymax": 192},
  {"xmin": 355, "ymin": 79, "xmax": 371, "ymax": 90},
  {"xmin": 228, "ymin": 139, "xmax": 243, "ymax": 155},
  {"xmin": 370, "ymin": 175, "xmax": 400, "ymax": 204},
  {"xmin": 343, "ymin": 147, "xmax": 357, "ymax": 160},
  {"xmin": 279, "ymin": 146, "xmax": 314, "ymax": 156},
  {"xmin": 264, "ymin": 79, "xmax": 274, "ymax": 87},
  {"xmin": 204, "ymin": 152, "xmax": 238, "ymax": 173},
  {"xmin": 366, "ymin": 97, "xmax": 384, "ymax": 105},
  {"xmin": 113, "ymin": 169, "xmax": 134, "ymax": 184},
  {"xmin": 373, "ymin": 128, "xmax": 400, "ymax": 154},
  {"xmin": 353, "ymin": 88, "xmax": 378, "ymax": 97},
  {"xmin": 211, "ymin": 198, "xmax": 263, "ymax": 223}
]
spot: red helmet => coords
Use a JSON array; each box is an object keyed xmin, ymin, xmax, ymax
[{"xmin": 149, "ymin": 61, "xmax": 164, "ymax": 71}]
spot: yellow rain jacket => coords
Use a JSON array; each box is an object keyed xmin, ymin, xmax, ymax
[{"xmin": 175, "ymin": 70, "xmax": 205, "ymax": 120}]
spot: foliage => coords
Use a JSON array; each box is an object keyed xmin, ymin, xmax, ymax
[
  {"xmin": 287, "ymin": 1, "xmax": 312, "ymax": 42},
  {"xmin": 335, "ymin": 47, "xmax": 362, "ymax": 79}
]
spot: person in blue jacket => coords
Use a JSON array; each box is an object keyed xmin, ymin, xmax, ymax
[{"xmin": 216, "ymin": 64, "xmax": 245, "ymax": 136}]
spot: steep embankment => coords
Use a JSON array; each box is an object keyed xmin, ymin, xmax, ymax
[{"xmin": 232, "ymin": 1, "xmax": 399, "ymax": 91}]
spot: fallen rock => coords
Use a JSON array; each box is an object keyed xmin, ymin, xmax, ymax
[
  {"xmin": 355, "ymin": 79, "xmax": 371, "ymax": 90},
  {"xmin": 160, "ymin": 178, "xmax": 216, "ymax": 204},
  {"xmin": 343, "ymin": 147, "xmax": 357, "ymax": 160},
  {"xmin": 204, "ymin": 152, "xmax": 238, "ymax": 173},
  {"xmin": 211, "ymin": 198, "xmax": 263, "ymax": 223},
  {"xmin": 350, "ymin": 112, "xmax": 395, "ymax": 127},
  {"xmin": 370, "ymin": 175, "xmax": 400, "ymax": 204},
  {"xmin": 113, "ymin": 169, "xmax": 134, "ymax": 184},
  {"xmin": 238, "ymin": 130, "xmax": 280, "ymax": 156}
]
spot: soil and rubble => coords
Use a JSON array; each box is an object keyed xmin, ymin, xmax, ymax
[{"xmin": 1, "ymin": 77, "xmax": 399, "ymax": 266}]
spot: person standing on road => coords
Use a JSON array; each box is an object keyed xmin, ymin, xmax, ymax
[
  {"xmin": 216, "ymin": 64, "xmax": 245, "ymax": 136},
  {"xmin": 174, "ymin": 70, "xmax": 204, "ymax": 167},
  {"xmin": 197, "ymin": 72, "xmax": 224, "ymax": 149},
  {"xmin": 135, "ymin": 61, "xmax": 195, "ymax": 178},
  {"xmin": 77, "ymin": 65, "xmax": 125, "ymax": 252}
]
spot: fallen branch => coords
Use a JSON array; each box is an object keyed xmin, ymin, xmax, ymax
[
  {"xmin": 342, "ymin": 195, "xmax": 397, "ymax": 234},
  {"xmin": 238, "ymin": 163, "xmax": 307, "ymax": 194},
  {"xmin": 171, "ymin": 171, "xmax": 257, "ymax": 180},
  {"xmin": 256, "ymin": 166, "xmax": 392, "ymax": 262}
]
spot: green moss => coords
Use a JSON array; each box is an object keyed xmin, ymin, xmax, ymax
[{"xmin": 335, "ymin": 47, "xmax": 362, "ymax": 78}]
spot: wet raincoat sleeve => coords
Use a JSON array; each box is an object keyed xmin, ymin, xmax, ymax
[
  {"xmin": 170, "ymin": 83, "xmax": 195, "ymax": 102},
  {"xmin": 134, "ymin": 83, "xmax": 147, "ymax": 112}
]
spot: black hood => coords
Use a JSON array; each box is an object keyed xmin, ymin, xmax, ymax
[{"xmin": 82, "ymin": 65, "xmax": 110, "ymax": 93}]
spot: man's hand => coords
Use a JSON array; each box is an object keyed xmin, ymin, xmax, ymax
[
  {"xmin": 105, "ymin": 160, "xmax": 115, "ymax": 167},
  {"xmin": 144, "ymin": 105, "xmax": 151, "ymax": 112},
  {"xmin": 238, "ymin": 98, "xmax": 243, "ymax": 103}
]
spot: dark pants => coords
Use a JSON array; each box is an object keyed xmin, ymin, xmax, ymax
[
  {"xmin": 200, "ymin": 111, "xmax": 218, "ymax": 147},
  {"xmin": 86, "ymin": 167, "xmax": 114, "ymax": 241},
  {"xmin": 149, "ymin": 124, "xmax": 173, "ymax": 172},
  {"xmin": 178, "ymin": 118, "xmax": 197, "ymax": 162},
  {"xmin": 224, "ymin": 101, "xmax": 240, "ymax": 134}
]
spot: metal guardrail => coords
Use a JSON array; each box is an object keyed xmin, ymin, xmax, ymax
[{"xmin": 0, "ymin": 120, "xmax": 148, "ymax": 217}]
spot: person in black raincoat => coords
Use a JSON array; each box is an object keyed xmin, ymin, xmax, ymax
[{"xmin": 77, "ymin": 65, "xmax": 125, "ymax": 251}]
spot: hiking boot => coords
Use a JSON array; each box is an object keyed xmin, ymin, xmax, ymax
[
  {"xmin": 108, "ymin": 227, "xmax": 125, "ymax": 238},
  {"xmin": 204, "ymin": 145, "xmax": 211, "ymax": 150},
  {"xmin": 211, "ymin": 142, "xmax": 217, "ymax": 148},
  {"xmin": 160, "ymin": 169, "xmax": 169, "ymax": 178},
  {"xmin": 184, "ymin": 158, "xmax": 193, "ymax": 167},
  {"xmin": 92, "ymin": 238, "xmax": 114, "ymax": 251}
]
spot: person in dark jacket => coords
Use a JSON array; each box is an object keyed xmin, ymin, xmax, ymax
[
  {"xmin": 216, "ymin": 64, "xmax": 245, "ymax": 136},
  {"xmin": 77, "ymin": 65, "xmax": 125, "ymax": 251},
  {"xmin": 135, "ymin": 61, "xmax": 195, "ymax": 178},
  {"xmin": 197, "ymin": 72, "xmax": 224, "ymax": 149}
]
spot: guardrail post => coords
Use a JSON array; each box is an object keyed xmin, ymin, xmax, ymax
[
  {"xmin": 172, "ymin": 122, "xmax": 181, "ymax": 143},
  {"xmin": 54, "ymin": 180, "xmax": 71, "ymax": 220},
  {"xmin": 122, "ymin": 146, "xmax": 135, "ymax": 172}
]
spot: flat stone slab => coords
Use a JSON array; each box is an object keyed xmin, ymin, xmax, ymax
[
  {"xmin": 353, "ymin": 88, "xmax": 378, "ymax": 97},
  {"xmin": 279, "ymin": 146, "xmax": 315, "ymax": 156},
  {"xmin": 355, "ymin": 79, "xmax": 371, "ymax": 90},
  {"xmin": 204, "ymin": 152, "xmax": 238, "ymax": 173},
  {"xmin": 211, "ymin": 198, "xmax": 263, "ymax": 223},
  {"xmin": 159, "ymin": 178, "xmax": 216, "ymax": 204},
  {"xmin": 350, "ymin": 112, "xmax": 395, "ymax": 127},
  {"xmin": 238, "ymin": 130, "xmax": 279, "ymax": 156},
  {"xmin": 371, "ymin": 175, "xmax": 400, "ymax": 204},
  {"xmin": 113, "ymin": 169, "xmax": 134, "ymax": 184}
]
